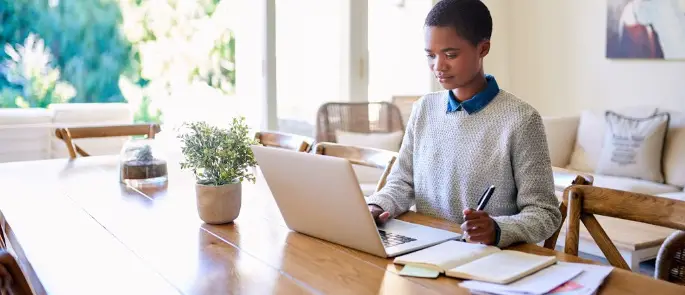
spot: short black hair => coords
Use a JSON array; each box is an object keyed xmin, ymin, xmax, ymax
[{"xmin": 425, "ymin": 0, "xmax": 492, "ymax": 46}]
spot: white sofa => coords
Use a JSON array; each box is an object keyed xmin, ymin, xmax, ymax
[
  {"xmin": 543, "ymin": 106, "xmax": 685, "ymax": 200},
  {"xmin": 0, "ymin": 103, "xmax": 133, "ymax": 163},
  {"xmin": 542, "ymin": 106, "xmax": 685, "ymax": 270}
]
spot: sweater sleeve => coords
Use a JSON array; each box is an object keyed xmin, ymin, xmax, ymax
[
  {"xmin": 365, "ymin": 100, "xmax": 419, "ymax": 218},
  {"xmin": 491, "ymin": 111, "xmax": 562, "ymax": 248}
]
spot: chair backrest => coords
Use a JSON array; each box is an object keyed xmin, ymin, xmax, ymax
[
  {"xmin": 0, "ymin": 250, "xmax": 34, "ymax": 295},
  {"xmin": 315, "ymin": 102, "xmax": 404, "ymax": 143},
  {"xmin": 655, "ymin": 230, "xmax": 685, "ymax": 285},
  {"xmin": 254, "ymin": 131, "xmax": 314, "ymax": 153},
  {"xmin": 561, "ymin": 185, "xmax": 685, "ymax": 270},
  {"xmin": 313, "ymin": 142, "xmax": 397, "ymax": 192},
  {"xmin": 543, "ymin": 173, "xmax": 594, "ymax": 250},
  {"xmin": 55, "ymin": 124, "xmax": 161, "ymax": 159}
]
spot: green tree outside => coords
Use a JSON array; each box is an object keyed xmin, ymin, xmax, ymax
[{"xmin": 0, "ymin": 0, "xmax": 235, "ymax": 124}]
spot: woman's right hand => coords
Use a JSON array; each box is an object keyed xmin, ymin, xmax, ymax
[{"xmin": 368, "ymin": 205, "xmax": 390, "ymax": 224}]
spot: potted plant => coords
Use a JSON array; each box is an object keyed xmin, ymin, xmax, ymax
[{"xmin": 177, "ymin": 117, "xmax": 258, "ymax": 224}]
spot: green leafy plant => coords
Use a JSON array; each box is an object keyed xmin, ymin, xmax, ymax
[
  {"xmin": 177, "ymin": 117, "xmax": 258, "ymax": 186},
  {"xmin": 0, "ymin": 33, "xmax": 75, "ymax": 108},
  {"xmin": 0, "ymin": 0, "xmax": 135, "ymax": 104}
]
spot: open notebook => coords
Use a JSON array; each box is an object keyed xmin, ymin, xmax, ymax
[{"xmin": 394, "ymin": 240, "xmax": 557, "ymax": 284}]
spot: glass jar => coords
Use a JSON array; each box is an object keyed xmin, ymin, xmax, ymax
[{"xmin": 119, "ymin": 138, "xmax": 168, "ymax": 187}]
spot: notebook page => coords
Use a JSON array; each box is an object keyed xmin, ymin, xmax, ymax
[
  {"xmin": 393, "ymin": 240, "xmax": 500, "ymax": 271},
  {"xmin": 446, "ymin": 250, "xmax": 557, "ymax": 284},
  {"xmin": 459, "ymin": 263, "xmax": 584, "ymax": 295}
]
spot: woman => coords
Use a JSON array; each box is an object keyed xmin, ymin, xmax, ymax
[{"xmin": 366, "ymin": 0, "xmax": 561, "ymax": 248}]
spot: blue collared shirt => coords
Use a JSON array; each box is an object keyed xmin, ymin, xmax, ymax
[{"xmin": 447, "ymin": 74, "xmax": 500, "ymax": 114}]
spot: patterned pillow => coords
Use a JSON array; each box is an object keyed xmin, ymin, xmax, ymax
[{"xmin": 595, "ymin": 111, "xmax": 670, "ymax": 183}]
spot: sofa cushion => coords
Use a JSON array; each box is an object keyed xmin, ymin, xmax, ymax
[
  {"xmin": 552, "ymin": 167, "xmax": 680, "ymax": 195},
  {"xmin": 567, "ymin": 107, "xmax": 658, "ymax": 173},
  {"xmin": 595, "ymin": 111, "xmax": 669, "ymax": 183},
  {"xmin": 592, "ymin": 174, "xmax": 679, "ymax": 195},
  {"xmin": 49, "ymin": 103, "xmax": 132, "ymax": 123},
  {"xmin": 0, "ymin": 108, "xmax": 53, "ymax": 124},
  {"xmin": 0, "ymin": 109, "xmax": 53, "ymax": 162},
  {"xmin": 335, "ymin": 130, "xmax": 403, "ymax": 194},
  {"xmin": 334, "ymin": 130, "xmax": 403, "ymax": 152},
  {"xmin": 542, "ymin": 116, "xmax": 580, "ymax": 167},
  {"xmin": 662, "ymin": 110, "xmax": 685, "ymax": 187}
]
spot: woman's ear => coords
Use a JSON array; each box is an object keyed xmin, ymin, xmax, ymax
[{"xmin": 479, "ymin": 40, "xmax": 491, "ymax": 58}]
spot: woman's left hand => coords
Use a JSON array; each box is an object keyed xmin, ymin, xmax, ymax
[{"xmin": 461, "ymin": 208, "xmax": 496, "ymax": 245}]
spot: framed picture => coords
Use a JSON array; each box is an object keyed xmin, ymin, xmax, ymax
[{"xmin": 606, "ymin": 0, "xmax": 685, "ymax": 59}]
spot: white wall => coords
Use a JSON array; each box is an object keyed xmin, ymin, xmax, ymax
[
  {"xmin": 488, "ymin": 0, "xmax": 685, "ymax": 116},
  {"xmin": 481, "ymin": 0, "xmax": 512, "ymax": 90}
]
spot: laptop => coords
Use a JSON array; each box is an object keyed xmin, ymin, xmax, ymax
[{"xmin": 250, "ymin": 145, "xmax": 461, "ymax": 258}]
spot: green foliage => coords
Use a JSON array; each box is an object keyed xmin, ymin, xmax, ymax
[
  {"xmin": 0, "ymin": 33, "xmax": 74, "ymax": 108},
  {"xmin": 177, "ymin": 117, "xmax": 258, "ymax": 186},
  {"xmin": 0, "ymin": 0, "xmax": 236, "ymax": 123},
  {"xmin": 0, "ymin": 0, "xmax": 136, "ymax": 103},
  {"xmin": 133, "ymin": 95, "xmax": 163, "ymax": 124},
  {"xmin": 191, "ymin": 29, "xmax": 236, "ymax": 94},
  {"xmin": 119, "ymin": 0, "xmax": 236, "ymax": 96}
]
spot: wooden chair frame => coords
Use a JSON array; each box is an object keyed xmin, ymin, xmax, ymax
[
  {"xmin": 543, "ymin": 174, "xmax": 594, "ymax": 250},
  {"xmin": 0, "ymin": 250, "xmax": 33, "ymax": 295},
  {"xmin": 55, "ymin": 124, "xmax": 161, "ymax": 159},
  {"xmin": 313, "ymin": 142, "xmax": 397, "ymax": 192},
  {"xmin": 560, "ymin": 184, "xmax": 685, "ymax": 271},
  {"xmin": 254, "ymin": 131, "xmax": 314, "ymax": 153}
]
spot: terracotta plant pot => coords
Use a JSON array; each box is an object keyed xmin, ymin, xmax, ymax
[{"xmin": 195, "ymin": 182, "xmax": 242, "ymax": 224}]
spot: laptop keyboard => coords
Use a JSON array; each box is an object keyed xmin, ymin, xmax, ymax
[{"xmin": 378, "ymin": 229, "xmax": 417, "ymax": 248}]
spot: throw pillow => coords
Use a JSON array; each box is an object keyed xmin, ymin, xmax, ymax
[
  {"xmin": 566, "ymin": 111, "xmax": 606, "ymax": 172},
  {"xmin": 567, "ymin": 108, "xmax": 658, "ymax": 172},
  {"xmin": 595, "ymin": 111, "xmax": 670, "ymax": 183}
]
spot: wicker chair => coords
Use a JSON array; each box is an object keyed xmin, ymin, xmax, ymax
[
  {"xmin": 655, "ymin": 231, "xmax": 685, "ymax": 285},
  {"xmin": 315, "ymin": 102, "xmax": 404, "ymax": 143}
]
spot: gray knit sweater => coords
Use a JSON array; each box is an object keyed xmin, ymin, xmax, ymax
[{"xmin": 366, "ymin": 90, "xmax": 561, "ymax": 248}]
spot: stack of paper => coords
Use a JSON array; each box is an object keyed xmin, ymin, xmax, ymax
[{"xmin": 459, "ymin": 262, "xmax": 613, "ymax": 295}]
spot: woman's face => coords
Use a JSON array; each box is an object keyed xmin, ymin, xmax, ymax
[{"xmin": 424, "ymin": 26, "xmax": 489, "ymax": 90}]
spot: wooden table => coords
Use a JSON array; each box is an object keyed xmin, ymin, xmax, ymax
[{"xmin": 0, "ymin": 156, "xmax": 682, "ymax": 295}]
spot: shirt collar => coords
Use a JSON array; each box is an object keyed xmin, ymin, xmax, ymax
[{"xmin": 447, "ymin": 74, "xmax": 500, "ymax": 114}]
